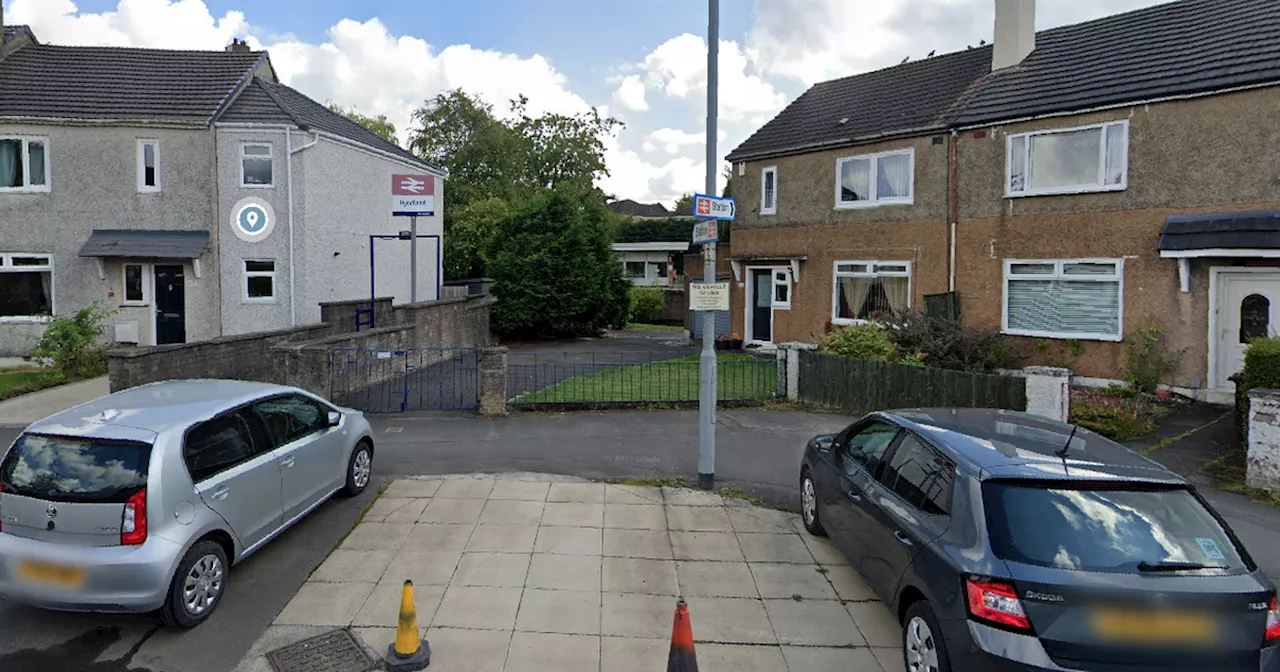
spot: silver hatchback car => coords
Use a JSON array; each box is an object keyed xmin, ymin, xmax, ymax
[{"xmin": 0, "ymin": 379, "xmax": 374, "ymax": 628}]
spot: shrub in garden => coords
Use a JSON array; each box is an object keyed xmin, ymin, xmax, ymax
[
  {"xmin": 30, "ymin": 301, "xmax": 114, "ymax": 380},
  {"xmin": 629, "ymin": 287, "xmax": 666, "ymax": 324},
  {"xmin": 1069, "ymin": 386, "xmax": 1164, "ymax": 441},
  {"xmin": 1122, "ymin": 319, "xmax": 1183, "ymax": 394},
  {"xmin": 817, "ymin": 325, "xmax": 922, "ymax": 365},
  {"xmin": 1243, "ymin": 337, "xmax": 1280, "ymax": 391},
  {"xmin": 881, "ymin": 311, "xmax": 1011, "ymax": 373}
]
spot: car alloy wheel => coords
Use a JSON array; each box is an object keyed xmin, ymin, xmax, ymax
[
  {"xmin": 802, "ymin": 477, "xmax": 817, "ymax": 525},
  {"xmin": 352, "ymin": 448, "xmax": 371, "ymax": 488},
  {"xmin": 183, "ymin": 553, "xmax": 224, "ymax": 617},
  {"xmin": 905, "ymin": 615, "xmax": 940, "ymax": 672}
]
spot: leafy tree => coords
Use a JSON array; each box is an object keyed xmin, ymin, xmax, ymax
[
  {"xmin": 30, "ymin": 301, "xmax": 114, "ymax": 379},
  {"xmin": 510, "ymin": 95, "xmax": 622, "ymax": 199},
  {"xmin": 327, "ymin": 104, "xmax": 399, "ymax": 146},
  {"xmin": 409, "ymin": 91, "xmax": 529, "ymax": 211},
  {"xmin": 673, "ymin": 193, "xmax": 694, "ymax": 215},
  {"xmin": 721, "ymin": 165, "xmax": 734, "ymax": 199},
  {"xmin": 488, "ymin": 189, "xmax": 629, "ymax": 339},
  {"xmin": 445, "ymin": 196, "xmax": 508, "ymax": 280}
]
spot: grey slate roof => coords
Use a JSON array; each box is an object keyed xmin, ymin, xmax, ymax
[
  {"xmin": 955, "ymin": 0, "xmax": 1280, "ymax": 126},
  {"xmin": 79, "ymin": 230, "xmax": 211, "ymax": 259},
  {"xmin": 0, "ymin": 44, "xmax": 264, "ymax": 121},
  {"xmin": 1159, "ymin": 210, "xmax": 1280, "ymax": 251},
  {"xmin": 3, "ymin": 25, "xmax": 33, "ymax": 43},
  {"xmin": 608, "ymin": 200, "xmax": 671, "ymax": 218},
  {"xmin": 727, "ymin": 47, "xmax": 994, "ymax": 162},
  {"xmin": 729, "ymin": 0, "xmax": 1280, "ymax": 162},
  {"xmin": 220, "ymin": 78, "xmax": 440, "ymax": 172}
]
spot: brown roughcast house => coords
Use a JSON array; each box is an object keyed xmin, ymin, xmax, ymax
[{"xmin": 724, "ymin": 0, "xmax": 1280, "ymax": 404}]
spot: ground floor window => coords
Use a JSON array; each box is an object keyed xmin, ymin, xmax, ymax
[
  {"xmin": 832, "ymin": 261, "xmax": 911, "ymax": 325},
  {"xmin": 244, "ymin": 260, "xmax": 276, "ymax": 302},
  {"xmin": 1003, "ymin": 259, "xmax": 1122, "ymax": 340},
  {"xmin": 0, "ymin": 253, "xmax": 53, "ymax": 320},
  {"xmin": 122, "ymin": 262, "xmax": 150, "ymax": 305},
  {"xmin": 624, "ymin": 261, "xmax": 646, "ymax": 278}
]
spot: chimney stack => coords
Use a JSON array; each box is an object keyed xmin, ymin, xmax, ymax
[
  {"xmin": 992, "ymin": 0, "xmax": 1035, "ymax": 70},
  {"xmin": 226, "ymin": 38, "xmax": 252, "ymax": 54}
]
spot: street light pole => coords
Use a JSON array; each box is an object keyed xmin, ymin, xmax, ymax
[{"xmin": 698, "ymin": 0, "xmax": 719, "ymax": 491}]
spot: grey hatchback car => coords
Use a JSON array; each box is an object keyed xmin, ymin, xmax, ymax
[
  {"xmin": 0, "ymin": 379, "xmax": 374, "ymax": 628},
  {"xmin": 799, "ymin": 408, "xmax": 1280, "ymax": 672}
]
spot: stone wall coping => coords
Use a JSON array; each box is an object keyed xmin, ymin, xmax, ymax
[
  {"xmin": 1024, "ymin": 366, "xmax": 1073, "ymax": 378},
  {"xmin": 1249, "ymin": 388, "xmax": 1280, "ymax": 401},
  {"xmin": 778, "ymin": 342, "xmax": 818, "ymax": 351},
  {"xmin": 107, "ymin": 323, "xmax": 331, "ymax": 359},
  {"xmin": 276, "ymin": 324, "xmax": 415, "ymax": 351},
  {"xmin": 318, "ymin": 297, "xmax": 394, "ymax": 308}
]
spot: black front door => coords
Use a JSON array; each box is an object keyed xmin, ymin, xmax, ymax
[
  {"xmin": 751, "ymin": 269, "xmax": 772, "ymax": 342},
  {"xmin": 154, "ymin": 264, "xmax": 186, "ymax": 345}
]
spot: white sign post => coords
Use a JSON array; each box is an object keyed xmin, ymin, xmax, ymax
[{"xmin": 392, "ymin": 174, "xmax": 436, "ymax": 303}]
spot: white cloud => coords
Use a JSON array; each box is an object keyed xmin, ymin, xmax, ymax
[
  {"xmin": 9, "ymin": 0, "xmax": 248, "ymax": 49},
  {"xmin": 647, "ymin": 128, "xmax": 704, "ymax": 154},
  {"xmin": 638, "ymin": 33, "xmax": 787, "ymax": 125},
  {"xmin": 612, "ymin": 74, "xmax": 649, "ymax": 112}
]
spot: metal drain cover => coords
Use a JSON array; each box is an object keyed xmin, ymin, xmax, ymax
[{"xmin": 265, "ymin": 628, "xmax": 375, "ymax": 672}]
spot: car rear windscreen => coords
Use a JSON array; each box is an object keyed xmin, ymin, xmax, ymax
[
  {"xmin": 0, "ymin": 433, "xmax": 151, "ymax": 503},
  {"xmin": 983, "ymin": 482, "xmax": 1250, "ymax": 574}
]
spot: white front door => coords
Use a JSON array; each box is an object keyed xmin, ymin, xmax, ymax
[{"xmin": 1217, "ymin": 273, "xmax": 1280, "ymax": 388}]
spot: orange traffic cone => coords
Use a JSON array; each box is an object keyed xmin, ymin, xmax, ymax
[
  {"xmin": 386, "ymin": 580, "xmax": 431, "ymax": 671},
  {"xmin": 667, "ymin": 598, "xmax": 698, "ymax": 671}
]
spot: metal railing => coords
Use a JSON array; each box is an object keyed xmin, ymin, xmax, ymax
[
  {"xmin": 507, "ymin": 351, "xmax": 778, "ymax": 405},
  {"xmin": 331, "ymin": 347, "xmax": 480, "ymax": 413}
]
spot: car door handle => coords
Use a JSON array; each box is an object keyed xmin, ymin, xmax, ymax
[
  {"xmin": 280, "ymin": 455, "xmax": 296, "ymax": 469},
  {"xmin": 845, "ymin": 490, "xmax": 862, "ymax": 503},
  {"xmin": 211, "ymin": 485, "xmax": 230, "ymax": 501},
  {"xmin": 894, "ymin": 530, "xmax": 914, "ymax": 547}
]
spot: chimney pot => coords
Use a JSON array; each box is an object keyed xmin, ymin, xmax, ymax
[{"xmin": 993, "ymin": 0, "xmax": 1036, "ymax": 71}]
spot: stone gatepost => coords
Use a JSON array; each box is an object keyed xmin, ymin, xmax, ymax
[
  {"xmin": 479, "ymin": 347, "xmax": 509, "ymax": 417},
  {"xmin": 1023, "ymin": 366, "xmax": 1072, "ymax": 423},
  {"xmin": 777, "ymin": 343, "xmax": 818, "ymax": 402},
  {"xmin": 1247, "ymin": 389, "xmax": 1280, "ymax": 493}
]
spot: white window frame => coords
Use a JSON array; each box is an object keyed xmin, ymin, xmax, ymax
[
  {"xmin": 772, "ymin": 268, "xmax": 792, "ymax": 310},
  {"xmin": 830, "ymin": 260, "xmax": 912, "ymax": 326},
  {"xmin": 0, "ymin": 253, "xmax": 55, "ymax": 322},
  {"xmin": 834, "ymin": 148, "xmax": 915, "ymax": 209},
  {"xmin": 1002, "ymin": 258, "xmax": 1125, "ymax": 342},
  {"xmin": 0, "ymin": 136, "xmax": 51, "ymax": 193},
  {"xmin": 243, "ymin": 259, "xmax": 277, "ymax": 303},
  {"xmin": 1005, "ymin": 120, "xmax": 1129, "ymax": 198},
  {"xmin": 136, "ymin": 139, "xmax": 160, "ymax": 193},
  {"xmin": 240, "ymin": 142, "xmax": 274, "ymax": 188},
  {"xmin": 760, "ymin": 166, "xmax": 778, "ymax": 215},
  {"xmin": 121, "ymin": 262, "xmax": 151, "ymax": 306}
]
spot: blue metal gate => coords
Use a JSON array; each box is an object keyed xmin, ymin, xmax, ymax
[{"xmin": 330, "ymin": 347, "xmax": 479, "ymax": 412}]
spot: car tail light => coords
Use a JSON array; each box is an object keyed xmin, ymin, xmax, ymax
[
  {"xmin": 966, "ymin": 577, "xmax": 1032, "ymax": 632},
  {"xmin": 1266, "ymin": 597, "xmax": 1280, "ymax": 644},
  {"xmin": 121, "ymin": 488, "xmax": 147, "ymax": 546}
]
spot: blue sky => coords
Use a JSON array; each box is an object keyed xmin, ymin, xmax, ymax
[{"xmin": 6, "ymin": 0, "xmax": 1171, "ymax": 204}]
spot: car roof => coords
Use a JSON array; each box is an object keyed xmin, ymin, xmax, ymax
[
  {"xmin": 25, "ymin": 379, "xmax": 299, "ymax": 439},
  {"xmin": 880, "ymin": 408, "xmax": 1186, "ymax": 485}
]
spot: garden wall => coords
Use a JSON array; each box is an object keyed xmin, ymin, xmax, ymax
[{"xmin": 792, "ymin": 349, "xmax": 1028, "ymax": 412}]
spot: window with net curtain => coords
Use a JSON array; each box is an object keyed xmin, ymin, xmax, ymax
[
  {"xmin": 0, "ymin": 137, "xmax": 48, "ymax": 190},
  {"xmin": 837, "ymin": 150, "xmax": 913, "ymax": 206},
  {"xmin": 833, "ymin": 262, "xmax": 911, "ymax": 324},
  {"xmin": 1004, "ymin": 260, "xmax": 1122, "ymax": 340}
]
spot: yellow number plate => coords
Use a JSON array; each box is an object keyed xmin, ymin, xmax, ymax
[
  {"xmin": 17, "ymin": 560, "xmax": 86, "ymax": 588},
  {"xmin": 1091, "ymin": 608, "xmax": 1216, "ymax": 644}
]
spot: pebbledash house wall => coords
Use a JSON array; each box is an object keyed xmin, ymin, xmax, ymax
[
  {"xmin": 0, "ymin": 123, "xmax": 222, "ymax": 355},
  {"xmin": 731, "ymin": 85, "xmax": 1280, "ymax": 388}
]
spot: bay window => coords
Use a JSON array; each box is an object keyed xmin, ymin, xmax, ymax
[
  {"xmin": 1003, "ymin": 259, "xmax": 1123, "ymax": 341},
  {"xmin": 0, "ymin": 254, "xmax": 54, "ymax": 320},
  {"xmin": 832, "ymin": 261, "xmax": 911, "ymax": 325},
  {"xmin": 1007, "ymin": 121, "xmax": 1129, "ymax": 196},
  {"xmin": 836, "ymin": 149, "xmax": 914, "ymax": 208}
]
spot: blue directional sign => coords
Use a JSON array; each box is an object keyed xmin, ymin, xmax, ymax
[{"xmin": 693, "ymin": 194, "xmax": 735, "ymax": 220}]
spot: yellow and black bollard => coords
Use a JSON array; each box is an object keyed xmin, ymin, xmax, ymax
[{"xmin": 386, "ymin": 580, "xmax": 431, "ymax": 671}]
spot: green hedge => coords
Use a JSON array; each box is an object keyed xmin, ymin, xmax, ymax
[{"xmin": 1244, "ymin": 337, "xmax": 1280, "ymax": 391}]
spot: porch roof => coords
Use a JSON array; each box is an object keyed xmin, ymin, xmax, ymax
[
  {"xmin": 1158, "ymin": 210, "xmax": 1280, "ymax": 257},
  {"xmin": 78, "ymin": 229, "xmax": 210, "ymax": 259}
]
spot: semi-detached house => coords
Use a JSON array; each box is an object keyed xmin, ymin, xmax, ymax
[
  {"xmin": 726, "ymin": 0, "xmax": 1280, "ymax": 403},
  {"xmin": 0, "ymin": 25, "xmax": 445, "ymax": 355}
]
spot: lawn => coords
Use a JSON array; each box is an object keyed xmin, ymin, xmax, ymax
[
  {"xmin": 624, "ymin": 323, "xmax": 684, "ymax": 332},
  {"xmin": 514, "ymin": 354, "xmax": 776, "ymax": 403},
  {"xmin": 0, "ymin": 369, "xmax": 50, "ymax": 400}
]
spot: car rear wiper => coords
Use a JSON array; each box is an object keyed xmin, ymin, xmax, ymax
[{"xmin": 1137, "ymin": 561, "xmax": 1226, "ymax": 573}]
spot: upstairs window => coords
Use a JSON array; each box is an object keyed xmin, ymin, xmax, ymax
[
  {"xmin": 760, "ymin": 166, "xmax": 777, "ymax": 215},
  {"xmin": 240, "ymin": 143, "xmax": 273, "ymax": 187},
  {"xmin": 0, "ymin": 137, "xmax": 49, "ymax": 192},
  {"xmin": 1007, "ymin": 121, "xmax": 1129, "ymax": 197},
  {"xmin": 833, "ymin": 261, "xmax": 911, "ymax": 325},
  {"xmin": 835, "ymin": 149, "xmax": 914, "ymax": 208},
  {"xmin": 137, "ymin": 140, "xmax": 160, "ymax": 193}
]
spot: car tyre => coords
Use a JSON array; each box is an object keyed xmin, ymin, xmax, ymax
[
  {"xmin": 161, "ymin": 540, "xmax": 228, "ymax": 629},
  {"xmin": 341, "ymin": 440, "xmax": 373, "ymax": 497},
  {"xmin": 903, "ymin": 600, "xmax": 951, "ymax": 672},
  {"xmin": 800, "ymin": 470, "xmax": 826, "ymax": 536}
]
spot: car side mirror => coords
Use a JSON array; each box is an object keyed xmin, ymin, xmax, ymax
[
  {"xmin": 327, "ymin": 411, "xmax": 342, "ymax": 427},
  {"xmin": 816, "ymin": 436, "xmax": 835, "ymax": 454}
]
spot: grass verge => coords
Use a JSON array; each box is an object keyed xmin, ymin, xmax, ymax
[
  {"xmin": 1201, "ymin": 452, "xmax": 1280, "ymax": 507},
  {"xmin": 0, "ymin": 369, "xmax": 64, "ymax": 402},
  {"xmin": 625, "ymin": 323, "xmax": 684, "ymax": 332},
  {"xmin": 514, "ymin": 354, "xmax": 776, "ymax": 404}
]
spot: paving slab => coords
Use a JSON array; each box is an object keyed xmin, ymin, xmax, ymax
[
  {"xmin": 685, "ymin": 596, "xmax": 776, "ymax": 644},
  {"xmin": 782, "ymin": 645, "xmax": 886, "ymax": 671},
  {"xmin": 603, "ymin": 528, "xmax": 672, "ymax": 559},
  {"xmin": 726, "ymin": 506, "xmax": 800, "ymax": 533},
  {"xmin": 874, "ymin": 646, "xmax": 906, "ymax": 672},
  {"xmin": 675, "ymin": 561, "xmax": 759, "ymax": 598},
  {"xmin": 526, "ymin": 553, "xmax": 602, "ymax": 591},
  {"xmin": 401, "ymin": 523, "xmax": 475, "ymax": 554},
  {"xmin": 604, "ymin": 503, "xmax": 667, "ymax": 529},
  {"xmin": 383, "ymin": 478, "xmax": 443, "ymax": 499},
  {"xmin": 541, "ymin": 501, "xmax": 605, "ymax": 527},
  {"xmin": 363, "ymin": 497, "xmax": 425, "ymax": 522},
  {"xmin": 453, "ymin": 552, "xmax": 533, "ymax": 587},
  {"xmin": 604, "ymin": 484, "xmax": 664, "ymax": 505},
  {"xmin": 666, "ymin": 505, "xmax": 733, "ymax": 531},
  {"xmin": 352, "ymin": 582, "xmax": 444, "ymax": 628},
  {"xmin": 421, "ymin": 497, "xmax": 487, "ymax": 524},
  {"xmin": 602, "ymin": 557, "xmax": 679, "ymax": 595},
  {"xmin": 696, "ymin": 643, "xmax": 788, "ymax": 672},
  {"xmin": 479, "ymin": 499, "xmax": 546, "ymax": 526},
  {"xmin": 599, "ymin": 637, "xmax": 668, "ymax": 672},
  {"xmin": 763, "ymin": 598, "xmax": 865, "ymax": 647},
  {"xmin": 435, "ymin": 477, "xmax": 496, "ymax": 500},
  {"xmin": 750, "ymin": 562, "xmax": 838, "ymax": 600},
  {"xmin": 848, "ymin": 601, "xmax": 904, "ymax": 647},
  {"xmin": 309, "ymin": 548, "xmax": 397, "ymax": 584},
  {"xmin": 662, "ymin": 487, "xmax": 723, "ymax": 506},
  {"xmin": 601, "ymin": 592, "xmax": 674, "ymax": 639},
  {"xmin": 467, "ymin": 524, "xmax": 540, "ymax": 553},
  {"xmin": 274, "ymin": 582, "xmax": 375, "ymax": 626},
  {"xmin": 432, "ymin": 585, "xmax": 523, "ymax": 630},
  {"xmin": 822, "ymin": 563, "xmax": 878, "ymax": 602},
  {"xmin": 380, "ymin": 550, "xmax": 463, "ymax": 586},
  {"xmin": 506, "ymin": 631, "xmax": 600, "ymax": 672},
  {"xmin": 515, "ymin": 588, "xmax": 602, "ymax": 635},
  {"xmin": 737, "ymin": 532, "xmax": 816, "ymax": 563},
  {"xmin": 670, "ymin": 531, "xmax": 744, "ymax": 561},
  {"xmin": 547, "ymin": 482, "xmax": 605, "ymax": 503},
  {"xmin": 488, "ymin": 480, "xmax": 552, "ymax": 501},
  {"xmin": 338, "ymin": 522, "xmax": 414, "ymax": 551},
  {"xmin": 421, "ymin": 627, "xmax": 513, "ymax": 672},
  {"xmin": 535, "ymin": 525, "xmax": 603, "ymax": 556},
  {"xmin": 801, "ymin": 534, "xmax": 849, "ymax": 565}
]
